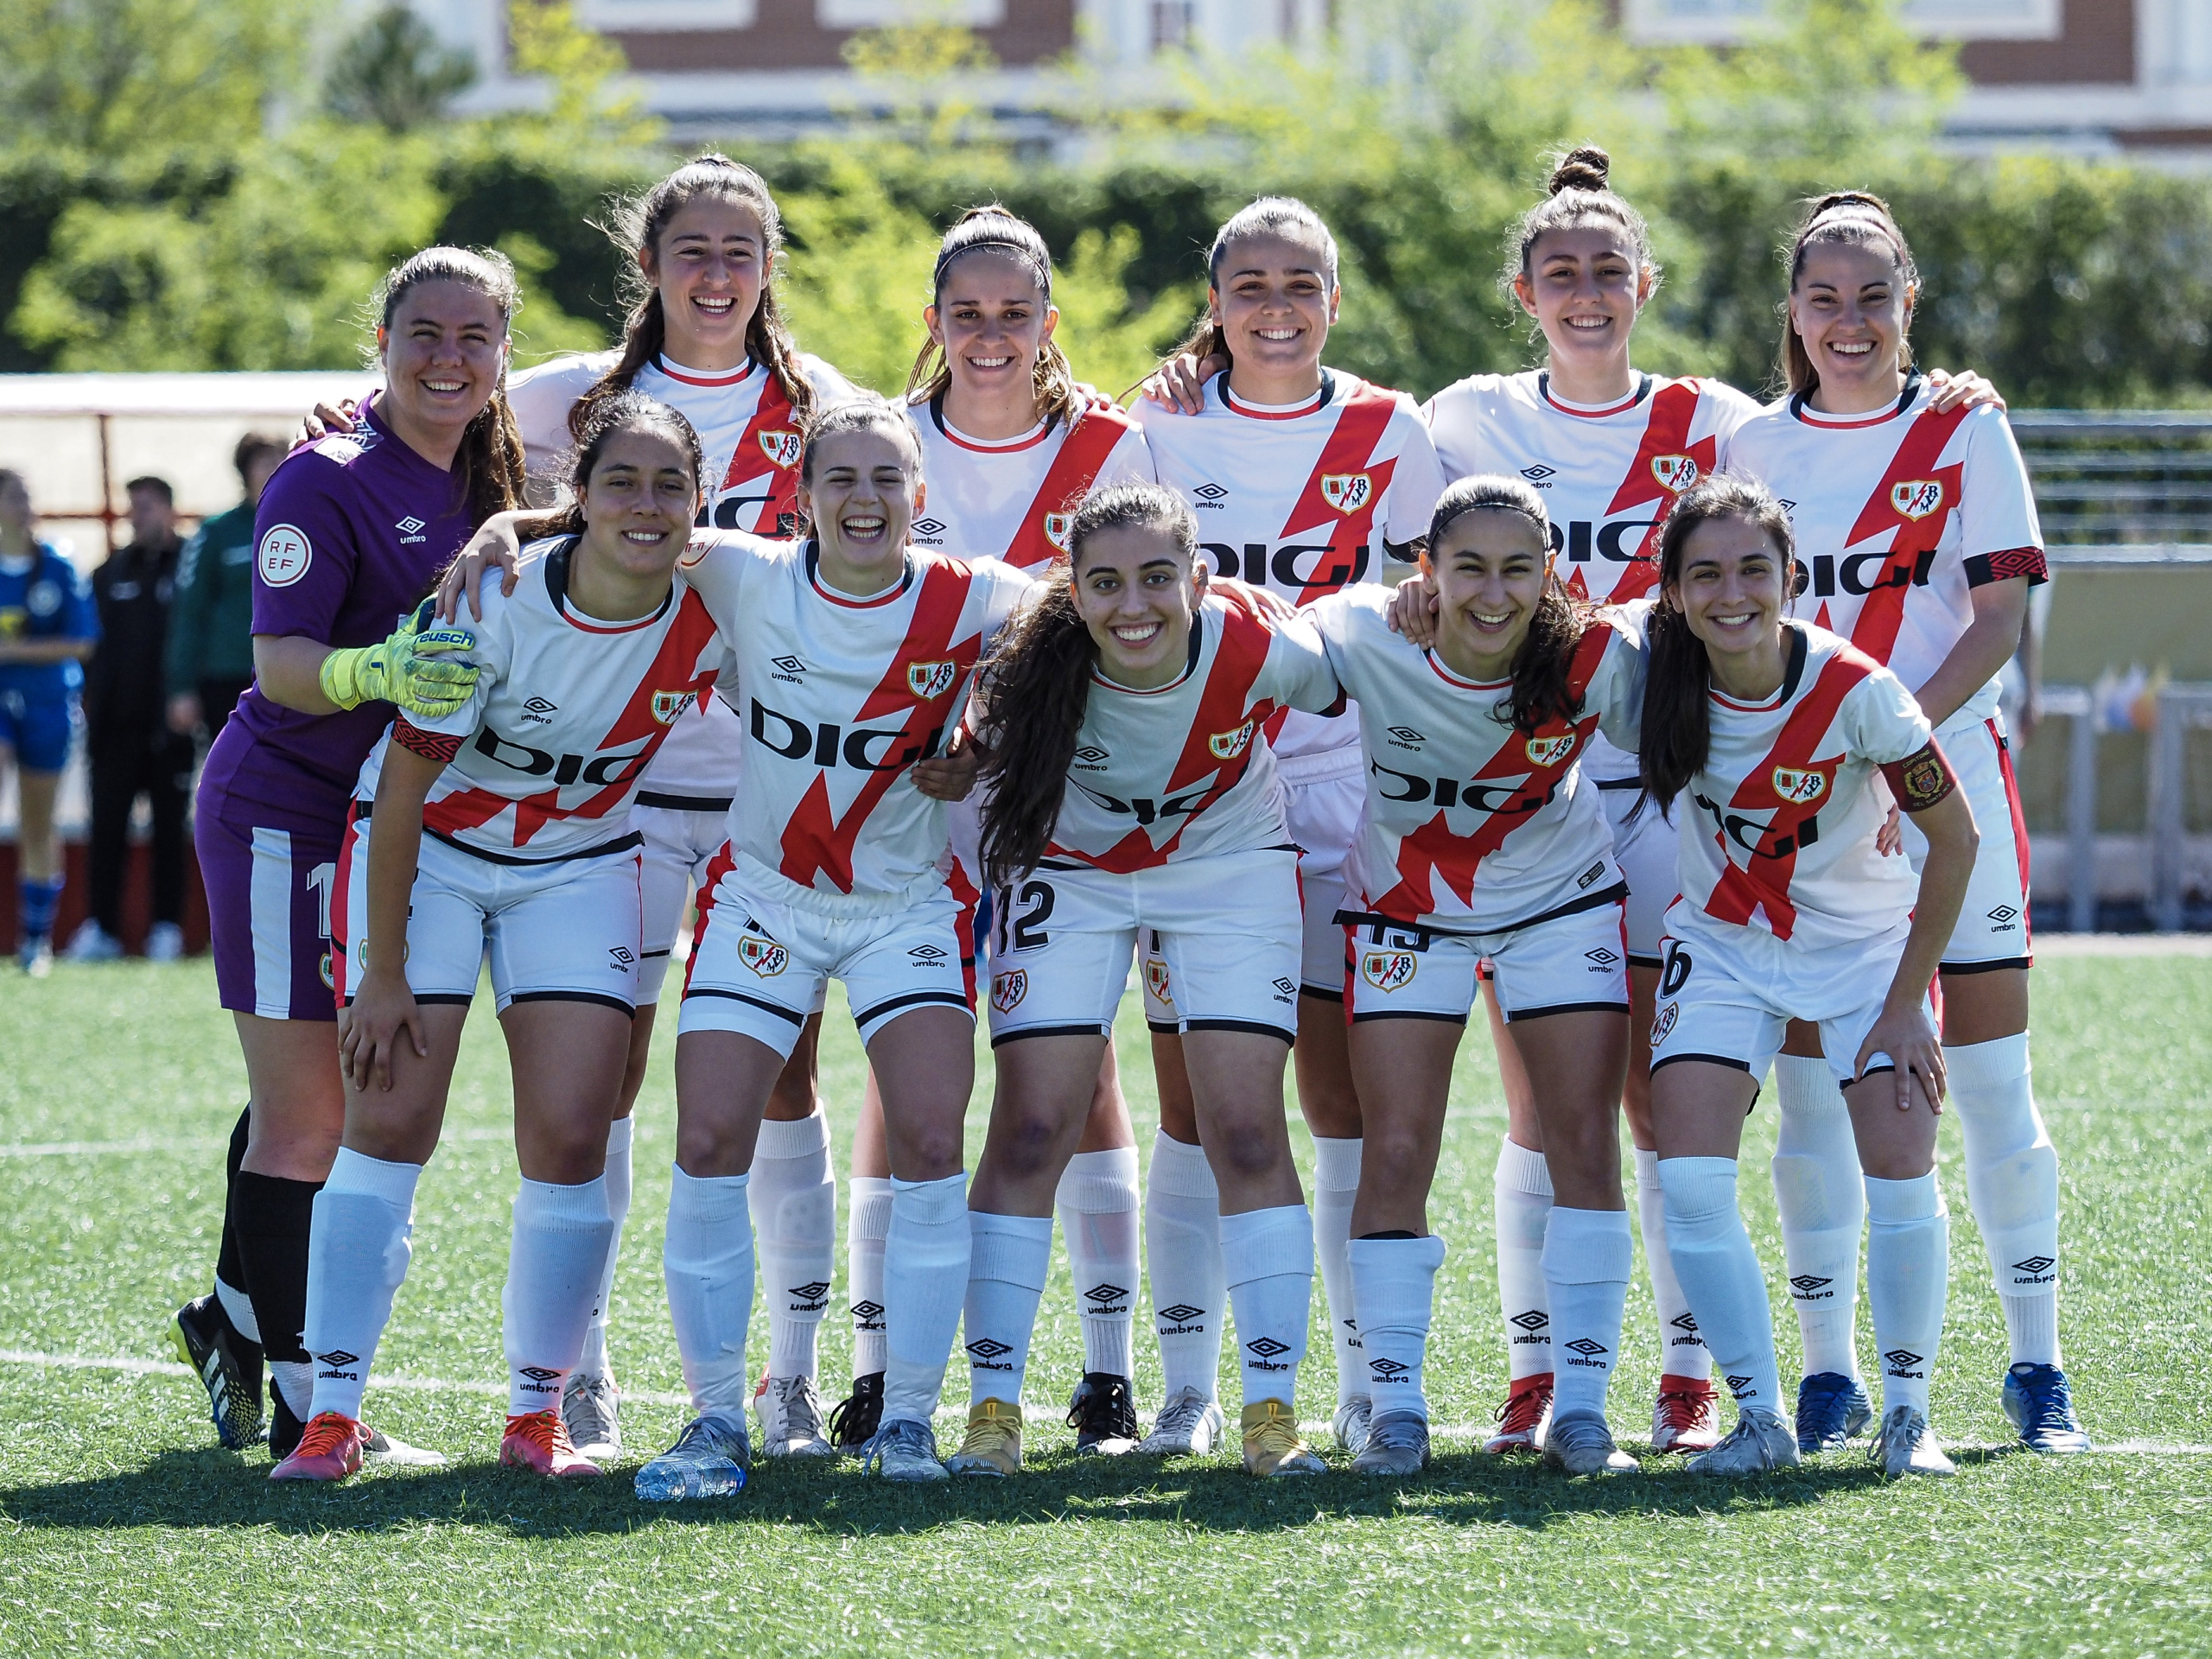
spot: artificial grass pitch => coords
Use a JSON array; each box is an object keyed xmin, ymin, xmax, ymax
[{"xmin": 1, "ymin": 952, "xmax": 2207, "ymax": 1656}]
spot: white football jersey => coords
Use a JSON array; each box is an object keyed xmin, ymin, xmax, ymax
[
  {"xmin": 1306, "ymin": 587, "xmax": 1643, "ymax": 933},
  {"xmin": 676, "ymin": 532, "xmax": 1034, "ymax": 915},
  {"xmin": 1135, "ymin": 369, "xmax": 1446, "ymax": 760},
  {"xmin": 907, "ymin": 394, "xmax": 1155, "ymax": 572},
  {"xmin": 1033, "ymin": 587, "xmax": 1344, "ymax": 871},
  {"xmin": 1726, "ymin": 375, "xmax": 2046, "ymax": 725},
  {"xmin": 361, "ymin": 537, "xmax": 728, "ymax": 862},
  {"xmin": 1669, "ymin": 622, "xmax": 1935, "ymax": 950},
  {"xmin": 1423, "ymin": 371, "xmax": 1761, "ymax": 781}
]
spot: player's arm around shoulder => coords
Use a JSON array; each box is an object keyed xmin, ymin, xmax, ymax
[
  {"xmin": 1253, "ymin": 594, "xmax": 1347, "ymax": 716},
  {"xmin": 1586, "ymin": 608, "xmax": 1650, "ymax": 753}
]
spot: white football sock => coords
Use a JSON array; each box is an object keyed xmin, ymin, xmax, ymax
[
  {"xmin": 1946, "ymin": 1033, "xmax": 2063, "ymax": 1366},
  {"xmin": 576, "ymin": 1115, "xmax": 632, "ymax": 1382},
  {"xmin": 1660, "ymin": 1157, "xmax": 1780, "ymax": 1416},
  {"xmin": 1145, "ymin": 1132, "xmax": 1225, "ymax": 1402},
  {"xmin": 1542, "ymin": 1206, "xmax": 1633, "ymax": 1421},
  {"xmin": 964, "ymin": 1211, "xmax": 1053, "ymax": 1407},
  {"xmin": 215, "ymin": 1278, "xmax": 262, "ymax": 1344},
  {"xmin": 1312, "ymin": 1135, "xmax": 1364, "ymax": 1407},
  {"xmin": 752, "ymin": 1109, "xmax": 836, "ymax": 1381},
  {"xmin": 1494, "ymin": 1136, "xmax": 1554, "ymax": 1383},
  {"xmin": 1220, "ymin": 1204, "xmax": 1313, "ymax": 1409},
  {"xmin": 662, "ymin": 1166, "xmax": 754, "ymax": 1418},
  {"xmin": 881, "ymin": 1173, "xmax": 970, "ymax": 1428},
  {"xmin": 504, "ymin": 1174, "xmax": 615, "ymax": 1416},
  {"xmin": 847, "ymin": 1175, "xmax": 893, "ymax": 1378},
  {"xmin": 1770, "ymin": 1053, "xmax": 1865, "ymax": 1382},
  {"xmin": 1865, "ymin": 1171, "xmax": 1948, "ymax": 1418},
  {"xmin": 1634, "ymin": 1147, "xmax": 1713, "ymax": 1383},
  {"xmin": 1056, "ymin": 1147, "xmax": 1139, "ymax": 1379},
  {"xmin": 1347, "ymin": 1234, "xmax": 1446, "ymax": 1421},
  {"xmin": 302, "ymin": 1148, "xmax": 421, "ymax": 1423}
]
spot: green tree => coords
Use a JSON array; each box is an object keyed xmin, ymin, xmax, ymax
[{"xmin": 322, "ymin": 4, "xmax": 479, "ymax": 134}]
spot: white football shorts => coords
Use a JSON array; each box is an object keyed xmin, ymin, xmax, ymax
[
  {"xmin": 1343, "ymin": 894, "xmax": 1631, "ymax": 1026},
  {"xmin": 632, "ymin": 801, "xmax": 730, "ymax": 1006},
  {"xmin": 1281, "ymin": 750, "xmax": 1363, "ymax": 995},
  {"xmin": 1900, "ymin": 711, "xmax": 2032, "ymax": 973}
]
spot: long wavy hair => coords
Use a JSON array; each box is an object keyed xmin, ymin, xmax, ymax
[
  {"xmin": 1427, "ymin": 475, "xmax": 1591, "ymax": 734},
  {"xmin": 906, "ymin": 206, "xmax": 1085, "ymax": 430},
  {"xmin": 371, "ymin": 246, "xmax": 529, "ymax": 528},
  {"xmin": 976, "ymin": 482, "xmax": 1199, "ymax": 891},
  {"xmin": 1779, "ymin": 190, "xmax": 1919, "ymax": 397},
  {"xmin": 536, "ymin": 391, "xmax": 704, "ymax": 541}
]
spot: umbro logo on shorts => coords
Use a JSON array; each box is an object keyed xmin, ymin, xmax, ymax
[
  {"xmin": 1085, "ymin": 1283, "xmax": 1129, "ymax": 1306},
  {"xmin": 1159, "ymin": 1304, "xmax": 1205, "ymax": 1324},
  {"xmin": 1271, "ymin": 976, "xmax": 1299, "ymax": 1001},
  {"xmin": 1510, "ymin": 1310, "xmax": 1549, "ymax": 1332},
  {"xmin": 908, "ymin": 943, "xmax": 947, "ymax": 963},
  {"xmin": 1585, "ymin": 947, "xmax": 1619, "ymax": 967},
  {"xmin": 609, "ymin": 946, "xmax": 635, "ymax": 967},
  {"xmin": 1245, "ymin": 1337, "xmax": 1292, "ymax": 1372},
  {"xmin": 1989, "ymin": 905, "xmax": 2020, "ymax": 929},
  {"xmin": 1789, "ymin": 1274, "xmax": 1834, "ymax": 1298}
]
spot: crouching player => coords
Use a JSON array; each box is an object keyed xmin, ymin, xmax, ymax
[
  {"xmin": 274, "ymin": 394, "xmax": 724, "ymax": 1481},
  {"xmin": 1318, "ymin": 476, "xmax": 1646, "ymax": 1475},
  {"xmin": 1638, "ymin": 475, "xmax": 1978, "ymax": 1479},
  {"xmin": 953, "ymin": 482, "xmax": 1344, "ymax": 1479}
]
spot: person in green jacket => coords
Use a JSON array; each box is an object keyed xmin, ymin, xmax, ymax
[{"xmin": 165, "ymin": 432, "xmax": 285, "ymax": 745}]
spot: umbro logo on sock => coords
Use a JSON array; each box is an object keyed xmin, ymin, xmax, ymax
[
  {"xmin": 518, "ymin": 1365, "xmax": 563, "ymax": 1392},
  {"xmin": 2012, "ymin": 1255, "xmax": 2056, "ymax": 1283},
  {"xmin": 1245, "ymin": 1337, "xmax": 1292, "ymax": 1371},
  {"xmin": 788, "ymin": 1281, "xmax": 831, "ymax": 1310},
  {"xmin": 1724, "ymin": 1373, "xmax": 1756, "ymax": 1399},
  {"xmin": 1510, "ymin": 1310, "xmax": 1549, "ymax": 1342},
  {"xmin": 1369, "ymin": 1357, "xmax": 1409, "ymax": 1382},
  {"xmin": 852, "ymin": 1300, "xmax": 885, "ymax": 1329},
  {"xmin": 1158, "ymin": 1303, "xmax": 1207, "ymax": 1334},
  {"xmin": 1669, "ymin": 1311, "xmax": 1700, "ymax": 1335},
  {"xmin": 315, "ymin": 1349, "xmax": 361, "ymax": 1380},
  {"xmin": 1789, "ymin": 1274, "xmax": 1835, "ymax": 1299},
  {"xmin": 1564, "ymin": 1338, "xmax": 1610, "ymax": 1368},
  {"xmin": 1085, "ymin": 1282, "xmax": 1130, "ymax": 1307},
  {"xmin": 316, "ymin": 1350, "xmax": 359, "ymax": 1367},
  {"xmin": 965, "ymin": 1337, "xmax": 1014, "ymax": 1370},
  {"xmin": 1883, "ymin": 1348, "xmax": 1926, "ymax": 1377}
]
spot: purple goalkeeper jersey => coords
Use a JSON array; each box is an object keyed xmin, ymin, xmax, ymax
[{"xmin": 198, "ymin": 397, "xmax": 476, "ymax": 830}]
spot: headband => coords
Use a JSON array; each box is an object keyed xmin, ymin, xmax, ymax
[{"xmin": 934, "ymin": 235, "xmax": 1052, "ymax": 296}]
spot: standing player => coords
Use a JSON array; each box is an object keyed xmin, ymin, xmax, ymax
[
  {"xmin": 955, "ymin": 482, "xmax": 1342, "ymax": 1479},
  {"xmin": 1305, "ymin": 477, "xmax": 1648, "ymax": 1477},
  {"xmin": 0, "ymin": 469, "xmax": 98, "ymax": 976},
  {"xmin": 1637, "ymin": 474, "xmax": 1978, "ymax": 1479},
  {"xmin": 1728, "ymin": 192, "xmax": 2088, "ymax": 1455},
  {"xmin": 276, "ymin": 395, "xmax": 722, "ymax": 1482},
  {"xmin": 175, "ymin": 247, "xmax": 523, "ymax": 1464},
  {"xmin": 1133, "ymin": 198, "xmax": 1445, "ymax": 1456},
  {"xmin": 903, "ymin": 205, "xmax": 1156, "ymax": 1455}
]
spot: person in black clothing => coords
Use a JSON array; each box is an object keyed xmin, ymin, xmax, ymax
[
  {"xmin": 68, "ymin": 476, "xmax": 195, "ymax": 963},
  {"xmin": 167, "ymin": 433, "xmax": 285, "ymax": 748}
]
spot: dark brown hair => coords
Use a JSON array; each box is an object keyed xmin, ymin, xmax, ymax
[
  {"xmin": 1164, "ymin": 196, "xmax": 1339, "ymax": 389},
  {"xmin": 571, "ymin": 155, "xmax": 816, "ymax": 442},
  {"xmin": 232, "ymin": 431, "xmax": 286, "ymax": 486},
  {"xmin": 906, "ymin": 207, "xmax": 1084, "ymax": 430},
  {"xmin": 1780, "ymin": 190, "xmax": 1919, "ymax": 397},
  {"xmin": 976, "ymin": 482, "xmax": 1198, "ymax": 891},
  {"xmin": 1427, "ymin": 474, "xmax": 1590, "ymax": 734},
  {"xmin": 1638, "ymin": 473, "xmax": 1798, "ymax": 812},
  {"xmin": 1509, "ymin": 145, "xmax": 1659, "ymax": 299},
  {"xmin": 796, "ymin": 395, "xmax": 921, "ymax": 494},
  {"xmin": 537, "ymin": 391, "xmax": 704, "ymax": 541},
  {"xmin": 372, "ymin": 245, "xmax": 529, "ymax": 528}
]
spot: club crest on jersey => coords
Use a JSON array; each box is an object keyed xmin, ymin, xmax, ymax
[
  {"xmin": 1891, "ymin": 480, "xmax": 1944, "ymax": 520},
  {"xmin": 1651, "ymin": 454, "xmax": 1700, "ymax": 493},
  {"xmin": 907, "ymin": 659, "xmax": 957, "ymax": 700},
  {"xmin": 651, "ymin": 690, "xmax": 697, "ymax": 726},
  {"xmin": 990, "ymin": 969, "xmax": 1027, "ymax": 1014},
  {"xmin": 759, "ymin": 429, "xmax": 803, "ymax": 469},
  {"xmin": 1209, "ymin": 720, "xmax": 1255, "ymax": 760},
  {"xmin": 1144, "ymin": 957, "xmax": 1173, "ymax": 1007},
  {"xmin": 1525, "ymin": 734, "xmax": 1578, "ymax": 767},
  {"xmin": 1770, "ymin": 766, "xmax": 1828, "ymax": 804},
  {"xmin": 1320, "ymin": 473, "xmax": 1372, "ymax": 515},
  {"xmin": 1043, "ymin": 512, "xmax": 1074, "ymax": 551},
  {"xmin": 1362, "ymin": 950, "xmax": 1418, "ymax": 992},
  {"xmin": 739, "ymin": 934, "xmax": 788, "ymax": 977}
]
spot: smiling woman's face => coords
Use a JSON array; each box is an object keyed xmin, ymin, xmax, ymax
[
  {"xmin": 1071, "ymin": 520, "xmax": 1204, "ymax": 689},
  {"xmin": 1669, "ymin": 515, "xmax": 1789, "ymax": 664},
  {"xmin": 378, "ymin": 278, "xmax": 506, "ymax": 439}
]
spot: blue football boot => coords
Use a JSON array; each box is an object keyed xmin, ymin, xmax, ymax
[
  {"xmin": 1795, "ymin": 1370, "xmax": 1872, "ymax": 1453},
  {"xmin": 2003, "ymin": 1362, "xmax": 2092, "ymax": 1453}
]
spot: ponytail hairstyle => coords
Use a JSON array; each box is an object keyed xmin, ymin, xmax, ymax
[
  {"xmin": 571, "ymin": 154, "xmax": 816, "ymax": 443},
  {"xmin": 1507, "ymin": 144, "xmax": 1660, "ymax": 307},
  {"xmin": 1164, "ymin": 195, "xmax": 1340, "ymax": 387},
  {"xmin": 372, "ymin": 246, "xmax": 528, "ymax": 528},
  {"xmin": 1426, "ymin": 474, "xmax": 1590, "ymax": 735},
  {"xmin": 1638, "ymin": 473, "xmax": 1799, "ymax": 812},
  {"xmin": 534, "ymin": 391, "xmax": 705, "ymax": 541},
  {"xmin": 1780, "ymin": 190, "xmax": 1919, "ymax": 397},
  {"xmin": 976, "ymin": 482, "xmax": 1198, "ymax": 891},
  {"xmin": 907, "ymin": 207, "xmax": 1085, "ymax": 430}
]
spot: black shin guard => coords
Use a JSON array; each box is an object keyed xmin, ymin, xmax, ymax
[
  {"xmin": 232, "ymin": 1171, "xmax": 322, "ymax": 1414},
  {"xmin": 213, "ymin": 1105, "xmax": 251, "ymax": 1296}
]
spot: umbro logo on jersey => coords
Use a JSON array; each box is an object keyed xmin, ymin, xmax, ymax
[
  {"xmin": 990, "ymin": 969, "xmax": 1027, "ymax": 1013},
  {"xmin": 1891, "ymin": 479, "xmax": 1945, "ymax": 520},
  {"xmin": 1362, "ymin": 950, "xmax": 1417, "ymax": 993},
  {"xmin": 1520, "ymin": 464, "xmax": 1556, "ymax": 483},
  {"xmin": 907, "ymin": 943, "xmax": 947, "ymax": 963},
  {"xmin": 739, "ymin": 934, "xmax": 788, "ymax": 977},
  {"xmin": 1085, "ymin": 1283, "xmax": 1129, "ymax": 1306},
  {"xmin": 396, "ymin": 516, "xmax": 427, "ymax": 543},
  {"xmin": 652, "ymin": 690, "xmax": 698, "ymax": 725},
  {"xmin": 771, "ymin": 655, "xmax": 806, "ymax": 678},
  {"xmin": 521, "ymin": 696, "xmax": 558, "ymax": 725},
  {"xmin": 1192, "ymin": 482, "xmax": 1229, "ymax": 506},
  {"xmin": 1525, "ymin": 733, "xmax": 1578, "ymax": 766},
  {"xmin": 1789, "ymin": 1274, "xmax": 1834, "ymax": 1299},
  {"xmin": 1208, "ymin": 720, "xmax": 1255, "ymax": 760},
  {"xmin": 1387, "ymin": 726, "xmax": 1425, "ymax": 746},
  {"xmin": 1770, "ymin": 766, "xmax": 1828, "ymax": 804},
  {"xmin": 1650, "ymin": 1001, "xmax": 1679, "ymax": 1043},
  {"xmin": 1072, "ymin": 744, "xmax": 1109, "ymax": 771},
  {"xmin": 1043, "ymin": 512, "xmax": 1073, "ymax": 550},
  {"xmin": 1585, "ymin": 947, "xmax": 1619, "ymax": 966},
  {"xmin": 1143, "ymin": 957, "xmax": 1173, "ymax": 1006},
  {"xmin": 911, "ymin": 517, "xmax": 947, "ymax": 542},
  {"xmin": 1320, "ymin": 472, "xmax": 1372, "ymax": 514},
  {"xmin": 907, "ymin": 659, "xmax": 957, "ymax": 700},
  {"xmin": 1510, "ymin": 1310, "xmax": 1549, "ymax": 1332},
  {"xmin": 759, "ymin": 429, "xmax": 803, "ymax": 469},
  {"xmin": 1649, "ymin": 454, "xmax": 1700, "ymax": 493}
]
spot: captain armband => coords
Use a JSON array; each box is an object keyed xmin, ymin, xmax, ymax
[
  {"xmin": 392, "ymin": 717, "xmax": 464, "ymax": 765},
  {"xmin": 1962, "ymin": 546, "xmax": 2048, "ymax": 588},
  {"xmin": 1881, "ymin": 741, "xmax": 1956, "ymax": 813}
]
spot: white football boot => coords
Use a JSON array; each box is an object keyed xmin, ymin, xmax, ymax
[{"xmin": 1872, "ymin": 1405, "xmax": 1955, "ymax": 1479}]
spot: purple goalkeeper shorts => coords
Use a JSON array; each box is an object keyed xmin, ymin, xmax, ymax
[{"xmin": 196, "ymin": 791, "xmax": 345, "ymax": 1022}]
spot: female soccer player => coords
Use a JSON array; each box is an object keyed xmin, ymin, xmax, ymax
[
  {"xmin": 952, "ymin": 481, "xmax": 1344, "ymax": 1479},
  {"xmin": 273, "ymin": 394, "xmax": 725, "ymax": 1483},
  {"xmin": 903, "ymin": 205, "xmax": 1157, "ymax": 1454},
  {"xmin": 1305, "ymin": 475, "xmax": 1648, "ymax": 1477},
  {"xmin": 1640, "ymin": 474, "xmax": 1977, "ymax": 1479},
  {"xmin": 1132, "ymin": 197, "xmax": 1445, "ymax": 1457},
  {"xmin": 1728, "ymin": 192, "xmax": 2088, "ymax": 1455},
  {"xmin": 0, "ymin": 469, "xmax": 98, "ymax": 976},
  {"xmin": 177, "ymin": 246, "xmax": 523, "ymax": 1465}
]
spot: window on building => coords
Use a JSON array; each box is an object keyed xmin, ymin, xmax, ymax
[{"xmin": 1621, "ymin": 0, "xmax": 2061, "ymax": 42}]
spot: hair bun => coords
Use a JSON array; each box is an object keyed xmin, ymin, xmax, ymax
[{"xmin": 1549, "ymin": 146, "xmax": 1611, "ymax": 195}]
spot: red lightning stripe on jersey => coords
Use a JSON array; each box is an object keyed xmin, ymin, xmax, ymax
[
  {"xmin": 1370, "ymin": 626, "xmax": 1612, "ymax": 918},
  {"xmin": 1700, "ymin": 646, "xmax": 1878, "ymax": 940},
  {"xmin": 1834, "ymin": 404, "xmax": 1968, "ymax": 667},
  {"xmin": 1600, "ymin": 380, "xmax": 1721, "ymax": 603},
  {"xmin": 719, "ymin": 375, "xmax": 804, "ymax": 531},
  {"xmin": 999, "ymin": 404, "xmax": 1139, "ymax": 572},
  {"xmin": 1277, "ymin": 381, "xmax": 1402, "ymax": 606},
  {"xmin": 778, "ymin": 563, "xmax": 981, "ymax": 893}
]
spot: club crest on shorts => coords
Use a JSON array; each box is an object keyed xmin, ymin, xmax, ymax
[
  {"xmin": 1650, "ymin": 454, "xmax": 1700, "ymax": 493},
  {"xmin": 1320, "ymin": 473, "xmax": 1372, "ymax": 515},
  {"xmin": 759, "ymin": 429, "xmax": 803, "ymax": 469},
  {"xmin": 1770, "ymin": 766, "xmax": 1828, "ymax": 804},
  {"xmin": 1361, "ymin": 950, "xmax": 1418, "ymax": 992},
  {"xmin": 1043, "ymin": 512, "xmax": 1073, "ymax": 551},
  {"xmin": 907, "ymin": 659, "xmax": 957, "ymax": 700},
  {"xmin": 1209, "ymin": 720, "xmax": 1255, "ymax": 760},
  {"xmin": 1524, "ymin": 733, "xmax": 1578, "ymax": 767},
  {"xmin": 990, "ymin": 969, "xmax": 1027, "ymax": 1013},
  {"xmin": 1144, "ymin": 956, "xmax": 1173, "ymax": 1006},
  {"xmin": 1891, "ymin": 479, "xmax": 1944, "ymax": 520},
  {"xmin": 739, "ymin": 933, "xmax": 788, "ymax": 977},
  {"xmin": 1650, "ymin": 1001, "xmax": 1678, "ymax": 1043},
  {"xmin": 651, "ymin": 690, "xmax": 697, "ymax": 725}
]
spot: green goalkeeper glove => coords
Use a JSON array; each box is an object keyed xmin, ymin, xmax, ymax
[{"xmin": 318, "ymin": 607, "xmax": 479, "ymax": 717}]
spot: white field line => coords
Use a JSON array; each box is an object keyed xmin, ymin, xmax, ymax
[
  {"xmin": 0, "ymin": 1128, "xmax": 518, "ymax": 1159},
  {"xmin": 5, "ymin": 1351, "xmax": 2210, "ymax": 1454},
  {"xmin": 2034, "ymin": 933, "xmax": 2212, "ymax": 957}
]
